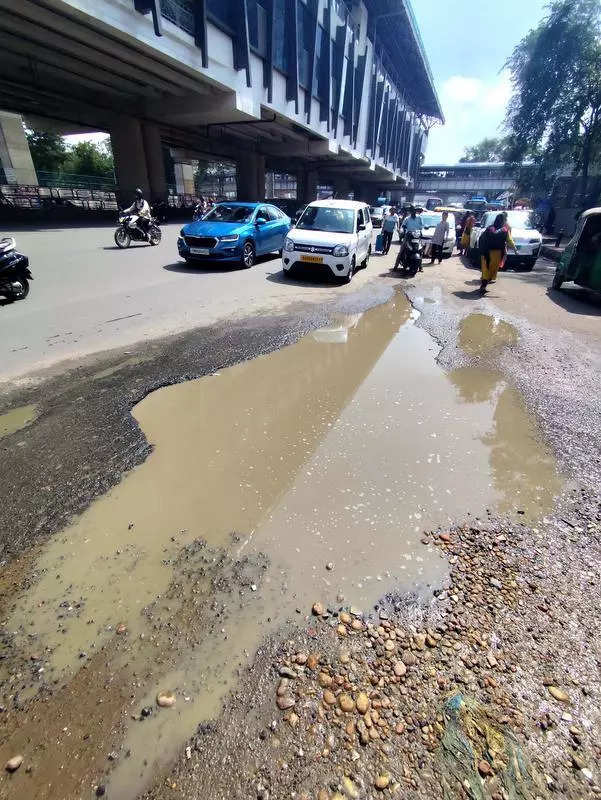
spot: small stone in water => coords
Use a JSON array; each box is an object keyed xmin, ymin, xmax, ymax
[
  {"xmin": 116, "ymin": 623, "xmax": 127, "ymax": 635},
  {"xmin": 375, "ymin": 774, "xmax": 390, "ymax": 790},
  {"xmin": 5, "ymin": 755, "xmax": 23, "ymax": 772},
  {"xmin": 312, "ymin": 602, "xmax": 325, "ymax": 616},
  {"xmin": 548, "ymin": 686, "xmax": 570, "ymax": 703},
  {"xmin": 156, "ymin": 691, "xmax": 176, "ymax": 708},
  {"xmin": 325, "ymin": 562, "xmax": 334, "ymax": 571}
]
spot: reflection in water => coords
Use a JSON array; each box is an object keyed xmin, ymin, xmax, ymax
[
  {"xmin": 459, "ymin": 313, "xmax": 518, "ymax": 357},
  {"xmin": 5, "ymin": 294, "xmax": 560, "ymax": 799}
]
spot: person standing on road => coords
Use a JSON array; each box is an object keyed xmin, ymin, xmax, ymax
[
  {"xmin": 458, "ymin": 211, "xmax": 476, "ymax": 255},
  {"xmin": 430, "ymin": 211, "xmax": 449, "ymax": 264},
  {"xmin": 479, "ymin": 213, "xmax": 516, "ymax": 293},
  {"xmin": 381, "ymin": 208, "xmax": 399, "ymax": 255}
]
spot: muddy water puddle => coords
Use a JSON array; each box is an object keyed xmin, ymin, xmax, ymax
[
  {"xmin": 4, "ymin": 294, "xmax": 561, "ymax": 798},
  {"xmin": 459, "ymin": 312, "xmax": 518, "ymax": 356},
  {"xmin": 0, "ymin": 403, "xmax": 37, "ymax": 438}
]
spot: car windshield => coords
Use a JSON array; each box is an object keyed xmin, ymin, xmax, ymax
[
  {"xmin": 297, "ymin": 206, "xmax": 355, "ymax": 234},
  {"xmin": 204, "ymin": 204, "xmax": 255, "ymax": 223},
  {"xmin": 421, "ymin": 213, "xmax": 441, "ymax": 227},
  {"xmin": 370, "ymin": 207, "xmax": 384, "ymax": 217},
  {"xmin": 505, "ymin": 211, "xmax": 535, "ymax": 229}
]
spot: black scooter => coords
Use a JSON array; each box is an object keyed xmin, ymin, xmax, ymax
[
  {"xmin": 394, "ymin": 231, "xmax": 423, "ymax": 276},
  {"xmin": 0, "ymin": 237, "xmax": 32, "ymax": 301}
]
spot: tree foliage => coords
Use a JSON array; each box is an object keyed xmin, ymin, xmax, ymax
[
  {"xmin": 63, "ymin": 139, "xmax": 114, "ymax": 177},
  {"xmin": 459, "ymin": 137, "xmax": 510, "ymax": 163},
  {"xmin": 504, "ymin": 0, "xmax": 601, "ymax": 198},
  {"xmin": 25, "ymin": 130, "xmax": 68, "ymax": 173},
  {"xmin": 25, "ymin": 129, "xmax": 114, "ymax": 178}
]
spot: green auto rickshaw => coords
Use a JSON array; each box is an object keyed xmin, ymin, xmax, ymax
[{"xmin": 552, "ymin": 207, "xmax": 601, "ymax": 292}]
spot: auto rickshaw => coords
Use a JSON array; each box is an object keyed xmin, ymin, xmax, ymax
[{"xmin": 552, "ymin": 207, "xmax": 601, "ymax": 292}]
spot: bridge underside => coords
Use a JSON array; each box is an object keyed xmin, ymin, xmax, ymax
[{"xmin": 0, "ymin": 0, "xmax": 439, "ymax": 202}]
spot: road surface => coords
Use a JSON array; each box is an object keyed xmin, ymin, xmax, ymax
[
  {"xmin": 0, "ymin": 222, "xmax": 379, "ymax": 383},
  {"xmin": 1, "ymin": 221, "xmax": 600, "ymax": 383}
]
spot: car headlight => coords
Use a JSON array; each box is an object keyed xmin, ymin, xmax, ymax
[
  {"xmin": 219, "ymin": 234, "xmax": 239, "ymax": 243},
  {"xmin": 284, "ymin": 238, "xmax": 295, "ymax": 252},
  {"xmin": 332, "ymin": 244, "xmax": 349, "ymax": 256},
  {"xmin": 529, "ymin": 238, "xmax": 540, "ymax": 244}
]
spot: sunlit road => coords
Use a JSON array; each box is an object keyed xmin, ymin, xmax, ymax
[{"xmin": 0, "ymin": 222, "xmax": 380, "ymax": 382}]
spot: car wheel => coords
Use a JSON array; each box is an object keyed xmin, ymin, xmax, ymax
[
  {"xmin": 361, "ymin": 246, "xmax": 371, "ymax": 269},
  {"xmin": 522, "ymin": 258, "xmax": 536, "ymax": 272},
  {"xmin": 551, "ymin": 270, "xmax": 564, "ymax": 290},
  {"xmin": 241, "ymin": 241, "xmax": 255, "ymax": 269},
  {"xmin": 343, "ymin": 257, "xmax": 355, "ymax": 284}
]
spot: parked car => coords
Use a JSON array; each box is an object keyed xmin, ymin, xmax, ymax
[
  {"xmin": 282, "ymin": 199, "xmax": 373, "ymax": 282},
  {"xmin": 178, "ymin": 202, "xmax": 291, "ymax": 268},
  {"xmin": 369, "ymin": 205, "xmax": 391, "ymax": 228},
  {"xmin": 419, "ymin": 211, "xmax": 456, "ymax": 259},
  {"xmin": 469, "ymin": 210, "xmax": 542, "ymax": 270},
  {"xmin": 264, "ymin": 198, "xmax": 304, "ymax": 221}
]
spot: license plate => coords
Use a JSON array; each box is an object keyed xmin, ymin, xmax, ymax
[
  {"xmin": 190, "ymin": 247, "xmax": 210, "ymax": 255},
  {"xmin": 300, "ymin": 254, "xmax": 323, "ymax": 263}
]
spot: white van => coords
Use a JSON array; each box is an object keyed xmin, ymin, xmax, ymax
[{"xmin": 282, "ymin": 199, "xmax": 373, "ymax": 282}]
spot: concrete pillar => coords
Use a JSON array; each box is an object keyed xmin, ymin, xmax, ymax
[
  {"xmin": 142, "ymin": 123, "xmax": 167, "ymax": 200},
  {"xmin": 110, "ymin": 116, "xmax": 150, "ymax": 203},
  {"xmin": 0, "ymin": 111, "xmax": 38, "ymax": 185},
  {"xmin": 173, "ymin": 162, "xmax": 195, "ymax": 195},
  {"xmin": 298, "ymin": 168, "xmax": 318, "ymax": 205},
  {"xmin": 237, "ymin": 153, "xmax": 265, "ymax": 201}
]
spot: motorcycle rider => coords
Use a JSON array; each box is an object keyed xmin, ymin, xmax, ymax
[
  {"xmin": 122, "ymin": 188, "xmax": 151, "ymax": 239},
  {"xmin": 395, "ymin": 206, "xmax": 423, "ymax": 270}
]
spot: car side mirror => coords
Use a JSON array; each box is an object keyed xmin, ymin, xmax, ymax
[
  {"xmin": 256, "ymin": 218, "xmax": 266, "ymax": 225},
  {"xmin": 357, "ymin": 224, "xmax": 366, "ymax": 232}
]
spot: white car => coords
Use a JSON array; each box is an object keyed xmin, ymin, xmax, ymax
[
  {"xmin": 469, "ymin": 210, "xmax": 542, "ymax": 270},
  {"xmin": 419, "ymin": 211, "xmax": 456, "ymax": 258},
  {"xmin": 283, "ymin": 199, "xmax": 373, "ymax": 282}
]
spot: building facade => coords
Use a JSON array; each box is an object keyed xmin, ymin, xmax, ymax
[{"xmin": 0, "ymin": 0, "xmax": 442, "ymax": 203}]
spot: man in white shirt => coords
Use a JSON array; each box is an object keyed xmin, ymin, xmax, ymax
[
  {"xmin": 430, "ymin": 211, "xmax": 449, "ymax": 264},
  {"xmin": 122, "ymin": 188, "xmax": 152, "ymax": 239}
]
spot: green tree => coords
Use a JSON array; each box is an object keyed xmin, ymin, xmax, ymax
[
  {"xmin": 25, "ymin": 130, "xmax": 68, "ymax": 174},
  {"xmin": 505, "ymin": 0, "xmax": 601, "ymax": 200},
  {"xmin": 63, "ymin": 138, "xmax": 114, "ymax": 178},
  {"xmin": 459, "ymin": 137, "xmax": 509, "ymax": 163}
]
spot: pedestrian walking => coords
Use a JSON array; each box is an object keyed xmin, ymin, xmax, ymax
[
  {"xmin": 381, "ymin": 208, "xmax": 399, "ymax": 255},
  {"xmin": 479, "ymin": 213, "xmax": 516, "ymax": 293},
  {"xmin": 458, "ymin": 211, "xmax": 476, "ymax": 255},
  {"xmin": 430, "ymin": 211, "xmax": 449, "ymax": 264}
]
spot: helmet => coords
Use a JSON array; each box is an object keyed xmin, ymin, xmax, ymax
[{"xmin": 135, "ymin": 188, "xmax": 144, "ymax": 198}]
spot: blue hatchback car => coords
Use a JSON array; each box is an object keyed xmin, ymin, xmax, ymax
[{"xmin": 178, "ymin": 202, "xmax": 291, "ymax": 268}]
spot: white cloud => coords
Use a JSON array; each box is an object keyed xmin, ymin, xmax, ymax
[
  {"xmin": 442, "ymin": 76, "xmax": 483, "ymax": 105},
  {"xmin": 424, "ymin": 71, "xmax": 513, "ymax": 164}
]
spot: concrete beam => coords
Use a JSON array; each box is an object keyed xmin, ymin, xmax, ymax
[{"xmin": 143, "ymin": 90, "xmax": 260, "ymax": 126}]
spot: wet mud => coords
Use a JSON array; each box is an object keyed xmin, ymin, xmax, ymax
[
  {"xmin": 0, "ymin": 403, "xmax": 37, "ymax": 438},
  {"xmin": 1, "ymin": 291, "xmax": 561, "ymax": 799}
]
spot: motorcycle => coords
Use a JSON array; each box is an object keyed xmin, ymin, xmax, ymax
[
  {"xmin": 393, "ymin": 231, "xmax": 423, "ymax": 276},
  {"xmin": 114, "ymin": 213, "xmax": 162, "ymax": 248},
  {"xmin": 0, "ymin": 237, "xmax": 32, "ymax": 301}
]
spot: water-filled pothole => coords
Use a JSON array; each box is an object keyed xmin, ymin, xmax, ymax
[{"xmin": 5, "ymin": 293, "xmax": 560, "ymax": 797}]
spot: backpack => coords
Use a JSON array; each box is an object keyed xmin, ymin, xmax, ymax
[{"xmin": 478, "ymin": 226, "xmax": 507, "ymax": 259}]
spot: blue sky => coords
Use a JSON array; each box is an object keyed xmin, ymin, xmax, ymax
[{"xmin": 412, "ymin": 0, "xmax": 548, "ymax": 164}]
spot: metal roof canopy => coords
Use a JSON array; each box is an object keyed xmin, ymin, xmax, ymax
[{"xmin": 365, "ymin": 0, "xmax": 443, "ymax": 122}]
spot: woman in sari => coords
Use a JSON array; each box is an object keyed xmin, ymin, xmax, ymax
[
  {"xmin": 479, "ymin": 213, "xmax": 516, "ymax": 293},
  {"xmin": 459, "ymin": 212, "xmax": 476, "ymax": 255}
]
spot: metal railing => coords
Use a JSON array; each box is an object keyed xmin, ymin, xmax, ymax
[
  {"xmin": 37, "ymin": 171, "xmax": 117, "ymax": 190},
  {"xmin": 161, "ymin": 0, "xmax": 194, "ymax": 35}
]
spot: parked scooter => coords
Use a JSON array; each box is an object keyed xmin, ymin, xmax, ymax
[
  {"xmin": 393, "ymin": 231, "xmax": 423, "ymax": 276},
  {"xmin": 0, "ymin": 237, "xmax": 32, "ymax": 301},
  {"xmin": 114, "ymin": 212, "xmax": 162, "ymax": 248}
]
